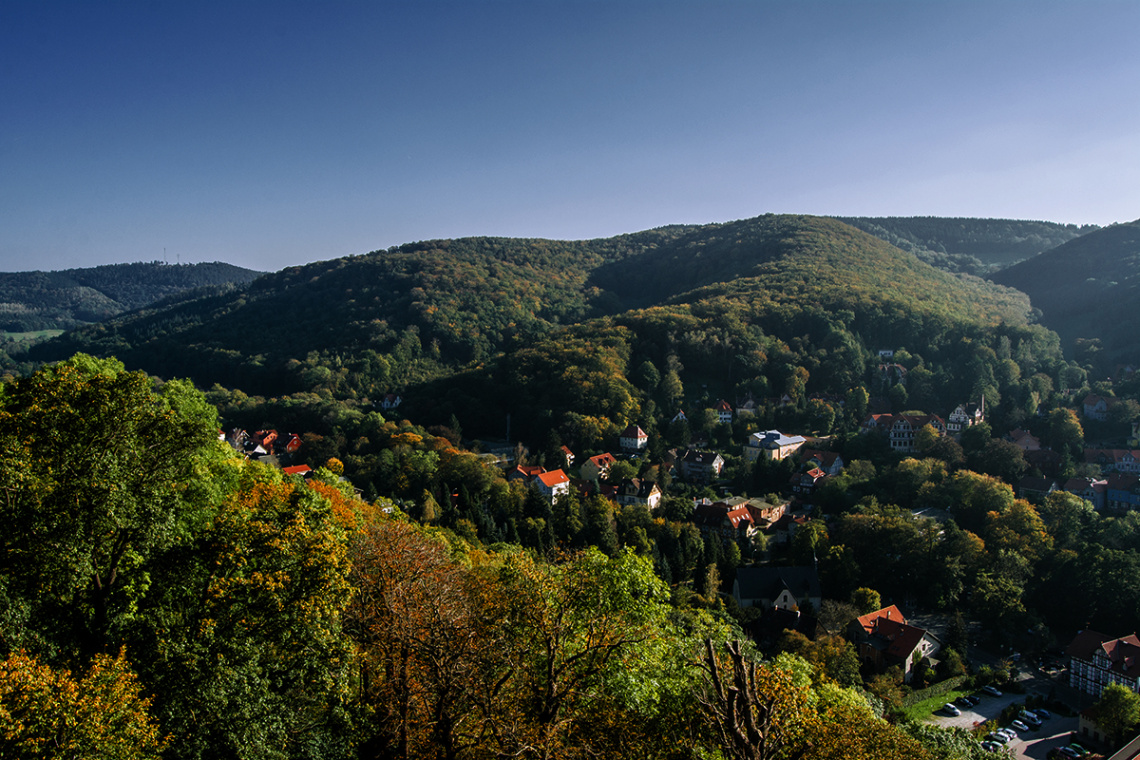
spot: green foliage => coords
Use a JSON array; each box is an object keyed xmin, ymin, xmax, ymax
[
  {"xmin": 993, "ymin": 220, "xmax": 1140, "ymax": 369},
  {"xmin": 0, "ymin": 262, "xmax": 261, "ymax": 334}
]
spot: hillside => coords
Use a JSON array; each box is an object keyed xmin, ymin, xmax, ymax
[
  {"xmin": 30, "ymin": 214, "xmax": 1068, "ymax": 444},
  {"xmin": 991, "ymin": 219, "xmax": 1140, "ymax": 368},
  {"xmin": 0, "ymin": 261, "xmax": 264, "ymax": 332},
  {"xmin": 836, "ymin": 216, "xmax": 1094, "ymax": 275}
]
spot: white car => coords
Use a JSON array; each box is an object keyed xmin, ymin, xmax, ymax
[
  {"xmin": 1010, "ymin": 719, "xmax": 1029, "ymax": 732},
  {"xmin": 982, "ymin": 685, "xmax": 1003, "ymax": 697},
  {"xmin": 943, "ymin": 703, "xmax": 961, "ymax": 716},
  {"xmin": 986, "ymin": 732, "xmax": 1010, "ymax": 744}
]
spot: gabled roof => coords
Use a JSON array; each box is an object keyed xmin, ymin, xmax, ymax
[
  {"xmin": 620, "ymin": 424, "xmax": 647, "ymax": 439},
  {"xmin": 283, "ymin": 464, "xmax": 312, "ymax": 476},
  {"xmin": 682, "ymin": 449, "xmax": 724, "ymax": 465},
  {"xmin": 587, "ymin": 452, "xmax": 617, "ymax": 468},
  {"xmin": 536, "ymin": 469, "xmax": 569, "ymax": 488},
  {"xmin": 799, "ymin": 449, "xmax": 841, "ymax": 468},
  {"xmin": 1067, "ymin": 631, "xmax": 1140, "ymax": 678},
  {"xmin": 715, "ymin": 399, "xmax": 733, "ymax": 412},
  {"xmin": 735, "ymin": 566, "xmax": 821, "ymax": 603},
  {"xmin": 856, "ymin": 605, "xmax": 937, "ymax": 659}
]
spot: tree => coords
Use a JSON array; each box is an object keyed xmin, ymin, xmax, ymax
[
  {"xmin": 1045, "ymin": 407, "xmax": 1084, "ymax": 456},
  {"xmin": 0, "ymin": 355, "xmax": 228, "ymax": 660},
  {"xmin": 0, "ymin": 649, "xmax": 165, "ymax": 760},
  {"xmin": 851, "ymin": 587, "xmax": 881, "ymax": 614},
  {"xmin": 348, "ymin": 518, "xmax": 498, "ymax": 760},
  {"xmin": 1092, "ymin": 683, "xmax": 1140, "ymax": 746},
  {"xmin": 697, "ymin": 642, "xmax": 815, "ymax": 760},
  {"xmin": 133, "ymin": 473, "xmax": 357, "ymax": 760},
  {"xmin": 488, "ymin": 548, "xmax": 674, "ymax": 759}
]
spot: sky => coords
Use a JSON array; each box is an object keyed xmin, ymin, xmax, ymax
[{"xmin": 2, "ymin": 1, "xmax": 1138, "ymax": 273}]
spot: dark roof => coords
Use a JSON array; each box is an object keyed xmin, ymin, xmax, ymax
[{"xmin": 735, "ymin": 566, "xmax": 821, "ymax": 603}]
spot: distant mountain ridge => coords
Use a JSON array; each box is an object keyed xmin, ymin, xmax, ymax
[
  {"xmin": 991, "ymin": 219, "xmax": 1140, "ymax": 368},
  {"xmin": 0, "ymin": 261, "xmax": 264, "ymax": 332},
  {"xmin": 835, "ymin": 216, "xmax": 1095, "ymax": 275},
  {"xmin": 30, "ymin": 215, "xmax": 1053, "ymax": 423}
]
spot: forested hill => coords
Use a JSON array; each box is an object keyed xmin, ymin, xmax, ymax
[
  {"xmin": 835, "ymin": 216, "xmax": 1095, "ymax": 275},
  {"xmin": 991, "ymin": 219, "xmax": 1140, "ymax": 369},
  {"xmin": 0, "ymin": 261, "xmax": 264, "ymax": 332},
  {"xmin": 27, "ymin": 214, "xmax": 1066, "ymax": 443}
]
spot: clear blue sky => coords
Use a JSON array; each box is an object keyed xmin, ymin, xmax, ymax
[{"xmin": 2, "ymin": 0, "xmax": 1137, "ymax": 273}]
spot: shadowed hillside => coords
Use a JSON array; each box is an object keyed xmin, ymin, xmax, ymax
[
  {"xmin": 0, "ymin": 261, "xmax": 264, "ymax": 332},
  {"xmin": 991, "ymin": 219, "xmax": 1140, "ymax": 368}
]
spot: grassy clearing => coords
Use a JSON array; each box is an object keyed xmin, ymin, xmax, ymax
[
  {"xmin": 1, "ymin": 330, "xmax": 65, "ymax": 341},
  {"xmin": 902, "ymin": 689, "xmax": 977, "ymax": 723}
]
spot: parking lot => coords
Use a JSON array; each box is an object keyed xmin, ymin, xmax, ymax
[{"xmin": 928, "ymin": 692, "xmax": 1078, "ymax": 758}]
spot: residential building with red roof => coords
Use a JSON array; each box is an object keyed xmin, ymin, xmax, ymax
[
  {"xmin": 535, "ymin": 469, "xmax": 570, "ymax": 502},
  {"xmin": 619, "ymin": 424, "xmax": 648, "ymax": 452},
  {"xmin": 580, "ymin": 452, "xmax": 617, "ymax": 482},
  {"xmin": 848, "ymin": 605, "xmax": 941, "ymax": 683},
  {"xmin": 1067, "ymin": 630, "xmax": 1140, "ymax": 697}
]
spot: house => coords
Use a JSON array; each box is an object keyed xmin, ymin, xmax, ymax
[
  {"xmin": 798, "ymin": 449, "xmax": 844, "ymax": 476},
  {"xmin": 283, "ymin": 433, "xmax": 303, "ymax": 454},
  {"xmin": 742, "ymin": 497, "xmax": 789, "ymax": 530},
  {"xmin": 946, "ymin": 401, "xmax": 985, "ymax": 436},
  {"xmin": 888, "ymin": 414, "xmax": 946, "ymax": 453},
  {"xmin": 715, "ymin": 399, "xmax": 733, "ymax": 425},
  {"xmin": 282, "ymin": 464, "xmax": 312, "ymax": 479},
  {"xmin": 619, "ymin": 424, "xmax": 649, "ymax": 453},
  {"xmin": 680, "ymin": 449, "xmax": 725, "ymax": 483},
  {"xmin": 1084, "ymin": 394, "xmax": 1118, "ymax": 422},
  {"xmin": 1017, "ymin": 476, "xmax": 1058, "ymax": 502},
  {"xmin": 736, "ymin": 394, "xmax": 758, "ymax": 418},
  {"xmin": 580, "ymin": 452, "xmax": 617, "ymax": 482},
  {"xmin": 535, "ymin": 469, "xmax": 570, "ymax": 503},
  {"xmin": 506, "ymin": 464, "xmax": 546, "ymax": 484},
  {"xmin": 733, "ymin": 566, "xmax": 822, "ymax": 613},
  {"xmin": 559, "ymin": 445, "xmax": 575, "ymax": 468},
  {"xmin": 380, "ymin": 393, "xmax": 403, "ymax": 411},
  {"xmin": 1064, "ymin": 476, "xmax": 1108, "ymax": 511},
  {"xmin": 1066, "ymin": 630, "xmax": 1140, "ymax": 697},
  {"xmin": 614, "ymin": 478, "xmax": 663, "ymax": 511},
  {"xmin": 1105, "ymin": 474, "xmax": 1140, "ymax": 513},
  {"xmin": 253, "ymin": 429, "xmax": 279, "ymax": 451},
  {"xmin": 790, "ymin": 467, "xmax": 827, "ymax": 498},
  {"xmin": 1084, "ymin": 449, "xmax": 1140, "ymax": 475},
  {"xmin": 693, "ymin": 500, "xmax": 754, "ymax": 541},
  {"xmin": 744, "ymin": 430, "xmax": 807, "ymax": 462},
  {"xmin": 849, "ymin": 605, "xmax": 942, "ymax": 684},
  {"xmin": 1006, "ymin": 428, "xmax": 1042, "ymax": 451},
  {"xmin": 671, "ymin": 409, "xmax": 688, "ymax": 423}
]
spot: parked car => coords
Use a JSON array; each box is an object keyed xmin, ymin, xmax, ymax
[
  {"xmin": 996, "ymin": 728, "xmax": 1017, "ymax": 741},
  {"xmin": 943, "ymin": 703, "xmax": 961, "ymax": 716},
  {"xmin": 1034, "ymin": 707, "xmax": 1052, "ymax": 719},
  {"xmin": 982, "ymin": 685, "xmax": 1003, "ymax": 697},
  {"xmin": 982, "ymin": 741, "xmax": 1002, "ymax": 752},
  {"xmin": 956, "ymin": 696, "xmax": 973, "ymax": 707},
  {"xmin": 1010, "ymin": 719, "xmax": 1029, "ymax": 732},
  {"xmin": 1019, "ymin": 710, "xmax": 1042, "ymax": 728},
  {"xmin": 986, "ymin": 733, "xmax": 1010, "ymax": 744},
  {"xmin": 1066, "ymin": 744, "xmax": 1089, "ymax": 757},
  {"xmin": 1053, "ymin": 748, "xmax": 1080, "ymax": 759}
]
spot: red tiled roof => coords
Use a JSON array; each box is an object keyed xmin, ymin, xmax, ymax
[
  {"xmin": 536, "ymin": 469, "xmax": 569, "ymax": 488},
  {"xmin": 283, "ymin": 465, "xmax": 312, "ymax": 476}
]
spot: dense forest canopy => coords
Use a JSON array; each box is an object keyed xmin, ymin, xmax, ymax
[
  {"xmin": 835, "ymin": 216, "xmax": 1095, "ymax": 276},
  {"xmin": 991, "ymin": 219, "xmax": 1140, "ymax": 371},
  {"xmin": 26, "ymin": 215, "xmax": 1054, "ymax": 427},
  {"xmin": 5, "ymin": 212, "xmax": 1140, "ymax": 758},
  {"xmin": 0, "ymin": 261, "xmax": 263, "ymax": 332}
]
